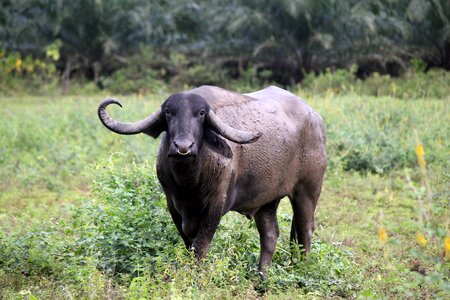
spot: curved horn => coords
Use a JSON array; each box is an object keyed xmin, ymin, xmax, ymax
[
  {"xmin": 98, "ymin": 98, "xmax": 163, "ymax": 137},
  {"xmin": 206, "ymin": 110, "xmax": 262, "ymax": 144}
]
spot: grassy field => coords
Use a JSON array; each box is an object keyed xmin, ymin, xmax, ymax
[{"xmin": 0, "ymin": 89, "xmax": 449, "ymax": 299}]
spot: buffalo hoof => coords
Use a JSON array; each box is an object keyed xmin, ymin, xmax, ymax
[{"xmin": 258, "ymin": 271, "xmax": 268, "ymax": 281}]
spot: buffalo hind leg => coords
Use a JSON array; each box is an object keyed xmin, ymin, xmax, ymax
[
  {"xmin": 289, "ymin": 181, "xmax": 322, "ymax": 255},
  {"xmin": 254, "ymin": 199, "xmax": 281, "ymax": 280}
]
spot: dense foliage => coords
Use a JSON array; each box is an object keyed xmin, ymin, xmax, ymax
[
  {"xmin": 0, "ymin": 161, "xmax": 363, "ymax": 298},
  {"xmin": 1, "ymin": 0, "xmax": 449, "ymax": 89}
]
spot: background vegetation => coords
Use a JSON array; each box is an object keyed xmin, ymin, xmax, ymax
[
  {"xmin": 0, "ymin": 0, "xmax": 449, "ymax": 299},
  {"xmin": 1, "ymin": 0, "xmax": 450, "ymax": 94}
]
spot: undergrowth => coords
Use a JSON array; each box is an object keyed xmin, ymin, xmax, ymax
[{"xmin": 0, "ymin": 161, "xmax": 361, "ymax": 299}]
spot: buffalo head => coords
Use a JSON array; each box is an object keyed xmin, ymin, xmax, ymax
[{"xmin": 98, "ymin": 93, "xmax": 262, "ymax": 158}]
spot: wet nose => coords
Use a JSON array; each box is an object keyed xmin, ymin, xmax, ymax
[{"xmin": 173, "ymin": 140, "xmax": 195, "ymax": 155}]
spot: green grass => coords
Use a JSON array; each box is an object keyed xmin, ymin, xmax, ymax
[{"xmin": 0, "ymin": 90, "xmax": 449, "ymax": 299}]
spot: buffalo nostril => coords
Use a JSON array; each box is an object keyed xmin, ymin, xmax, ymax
[{"xmin": 173, "ymin": 140, "xmax": 195, "ymax": 155}]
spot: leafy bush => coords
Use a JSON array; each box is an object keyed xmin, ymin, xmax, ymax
[
  {"xmin": 0, "ymin": 159, "xmax": 361, "ymax": 298},
  {"xmin": 104, "ymin": 46, "xmax": 229, "ymax": 93},
  {"xmin": 77, "ymin": 160, "xmax": 360, "ymax": 297},
  {"xmin": 103, "ymin": 47, "xmax": 167, "ymax": 95},
  {"xmin": 298, "ymin": 65, "xmax": 450, "ymax": 100},
  {"xmin": 269, "ymin": 241, "xmax": 360, "ymax": 297},
  {"xmin": 170, "ymin": 63, "xmax": 227, "ymax": 88},
  {"xmin": 73, "ymin": 161, "xmax": 180, "ymax": 275},
  {"xmin": 300, "ymin": 65, "xmax": 358, "ymax": 95},
  {"xmin": 320, "ymin": 95, "xmax": 448, "ymax": 174},
  {"xmin": 103, "ymin": 67, "xmax": 165, "ymax": 96},
  {"xmin": 0, "ymin": 51, "xmax": 59, "ymax": 96},
  {"xmin": 0, "ymin": 223, "xmax": 67, "ymax": 278}
]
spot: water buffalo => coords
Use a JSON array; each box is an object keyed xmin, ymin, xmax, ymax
[{"xmin": 98, "ymin": 85, "xmax": 327, "ymax": 278}]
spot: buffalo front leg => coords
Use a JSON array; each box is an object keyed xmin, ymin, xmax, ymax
[
  {"xmin": 191, "ymin": 207, "xmax": 223, "ymax": 260},
  {"xmin": 190, "ymin": 178, "xmax": 231, "ymax": 260},
  {"xmin": 254, "ymin": 199, "xmax": 281, "ymax": 280},
  {"xmin": 166, "ymin": 195, "xmax": 193, "ymax": 249}
]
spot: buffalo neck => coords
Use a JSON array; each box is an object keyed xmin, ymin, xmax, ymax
[{"xmin": 168, "ymin": 156, "xmax": 201, "ymax": 188}]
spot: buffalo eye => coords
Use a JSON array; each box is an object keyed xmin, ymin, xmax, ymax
[
  {"xmin": 164, "ymin": 108, "xmax": 170, "ymax": 116},
  {"xmin": 199, "ymin": 109, "xmax": 206, "ymax": 117}
]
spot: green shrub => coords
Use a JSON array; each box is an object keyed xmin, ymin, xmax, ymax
[
  {"xmin": 0, "ymin": 51, "xmax": 59, "ymax": 96},
  {"xmin": 226, "ymin": 66, "xmax": 270, "ymax": 93},
  {"xmin": 73, "ymin": 161, "xmax": 180, "ymax": 275},
  {"xmin": 170, "ymin": 63, "xmax": 227, "ymax": 88},
  {"xmin": 319, "ymin": 95, "xmax": 448, "ymax": 174},
  {"xmin": 0, "ymin": 159, "xmax": 361, "ymax": 298},
  {"xmin": 103, "ymin": 46, "xmax": 228, "ymax": 93},
  {"xmin": 300, "ymin": 65, "xmax": 358, "ymax": 95},
  {"xmin": 298, "ymin": 66, "xmax": 450, "ymax": 100},
  {"xmin": 0, "ymin": 223, "xmax": 66, "ymax": 278},
  {"xmin": 76, "ymin": 160, "xmax": 360, "ymax": 297},
  {"xmin": 268, "ymin": 241, "xmax": 360, "ymax": 297},
  {"xmin": 103, "ymin": 63, "xmax": 166, "ymax": 96}
]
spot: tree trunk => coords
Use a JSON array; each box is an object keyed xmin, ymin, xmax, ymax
[{"xmin": 62, "ymin": 57, "xmax": 72, "ymax": 94}]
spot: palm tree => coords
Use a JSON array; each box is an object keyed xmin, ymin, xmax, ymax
[{"xmin": 406, "ymin": 0, "xmax": 450, "ymax": 69}]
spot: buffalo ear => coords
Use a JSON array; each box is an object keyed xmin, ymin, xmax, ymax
[
  {"xmin": 204, "ymin": 128, "xmax": 233, "ymax": 158},
  {"xmin": 142, "ymin": 117, "xmax": 167, "ymax": 138}
]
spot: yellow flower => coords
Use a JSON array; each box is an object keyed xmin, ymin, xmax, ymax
[
  {"xmin": 15, "ymin": 58, "xmax": 22, "ymax": 70},
  {"xmin": 378, "ymin": 226, "xmax": 388, "ymax": 244},
  {"xmin": 27, "ymin": 65, "xmax": 34, "ymax": 73},
  {"xmin": 415, "ymin": 143, "xmax": 426, "ymax": 169},
  {"xmin": 445, "ymin": 236, "xmax": 450, "ymax": 259},
  {"xmin": 416, "ymin": 232, "xmax": 426, "ymax": 247},
  {"xmin": 415, "ymin": 143, "xmax": 424, "ymax": 157}
]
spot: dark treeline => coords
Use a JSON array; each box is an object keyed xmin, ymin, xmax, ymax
[{"xmin": 1, "ymin": 0, "xmax": 449, "ymax": 88}]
